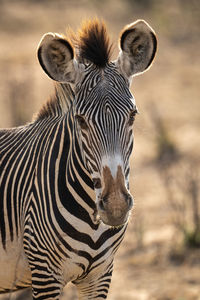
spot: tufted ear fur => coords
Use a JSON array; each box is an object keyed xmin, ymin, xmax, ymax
[
  {"xmin": 37, "ymin": 33, "xmax": 78, "ymax": 83},
  {"xmin": 116, "ymin": 20, "xmax": 157, "ymax": 78}
]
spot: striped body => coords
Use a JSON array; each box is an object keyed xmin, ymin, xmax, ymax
[
  {"xmin": 0, "ymin": 92, "xmax": 126, "ymax": 298},
  {"xmin": 0, "ymin": 19, "xmax": 157, "ymax": 299}
]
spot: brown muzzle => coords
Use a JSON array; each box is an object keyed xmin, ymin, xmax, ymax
[{"xmin": 97, "ymin": 165, "xmax": 133, "ymax": 226}]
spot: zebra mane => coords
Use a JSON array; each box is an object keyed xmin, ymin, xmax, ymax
[
  {"xmin": 35, "ymin": 83, "xmax": 74, "ymax": 120},
  {"xmin": 71, "ymin": 19, "xmax": 113, "ymax": 67}
]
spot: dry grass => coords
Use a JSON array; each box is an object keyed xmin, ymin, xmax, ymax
[{"xmin": 0, "ymin": 0, "xmax": 200, "ymax": 299}]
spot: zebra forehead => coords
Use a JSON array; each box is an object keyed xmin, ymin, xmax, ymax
[
  {"xmin": 75, "ymin": 65, "xmax": 136, "ymax": 113},
  {"xmin": 78, "ymin": 90, "xmax": 135, "ymax": 112},
  {"xmin": 76, "ymin": 97, "xmax": 135, "ymax": 118}
]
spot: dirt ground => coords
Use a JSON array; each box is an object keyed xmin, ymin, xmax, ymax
[{"xmin": 0, "ymin": 0, "xmax": 200, "ymax": 299}]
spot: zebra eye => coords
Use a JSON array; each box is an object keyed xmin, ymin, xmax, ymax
[
  {"xmin": 129, "ymin": 109, "xmax": 138, "ymax": 125},
  {"xmin": 75, "ymin": 115, "xmax": 88, "ymax": 130}
]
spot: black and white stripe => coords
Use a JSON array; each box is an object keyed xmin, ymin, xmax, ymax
[{"xmin": 0, "ymin": 76, "xmax": 130, "ymax": 299}]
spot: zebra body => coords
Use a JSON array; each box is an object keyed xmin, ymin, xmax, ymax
[
  {"xmin": 0, "ymin": 108, "xmax": 125, "ymax": 296},
  {"xmin": 0, "ymin": 20, "xmax": 157, "ymax": 299}
]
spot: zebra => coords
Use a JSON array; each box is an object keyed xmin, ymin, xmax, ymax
[{"xmin": 0, "ymin": 19, "xmax": 157, "ymax": 299}]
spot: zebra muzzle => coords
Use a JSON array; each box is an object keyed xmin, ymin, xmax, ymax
[{"xmin": 97, "ymin": 165, "xmax": 133, "ymax": 227}]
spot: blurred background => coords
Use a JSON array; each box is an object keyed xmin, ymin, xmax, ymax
[{"xmin": 0, "ymin": 0, "xmax": 200, "ymax": 299}]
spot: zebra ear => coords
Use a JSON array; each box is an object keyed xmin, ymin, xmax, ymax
[
  {"xmin": 116, "ymin": 20, "xmax": 157, "ymax": 78},
  {"xmin": 37, "ymin": 33, "xmax": 77, "ymax": 83}
]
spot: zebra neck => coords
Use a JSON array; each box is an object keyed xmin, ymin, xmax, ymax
[
  {"xmin": 56, "ymin": 113, "xmax": 97, "ymax": 228},
  {"xmin": 55, "ymin": 83, "xmax": 74, "ymax": 113},
  {"xmin": 68, "ymin": 116, "xmax": 96, "ymax": 208},
  {"xmin": 35, "ymin": 83, "xmax": 74, "ymax": 120}
]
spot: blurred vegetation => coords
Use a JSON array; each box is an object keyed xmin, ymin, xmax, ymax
[
  {"xmin": 151, "ymin": 106, "xmax": 200, "ymax": 250},
  {"xmin": 150, "ymin": 102, "xmax": 180, "ymax": 166}
]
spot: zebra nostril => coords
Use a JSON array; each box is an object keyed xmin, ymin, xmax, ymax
[
  {"xmin": 99, "ymin": 194, "xmax": 108, "ymax": 211},
  {"xmin": 93, "ymin": 178, "xmax": 102, "ymax": 189},
  {"xmin": 126, "ymin": 194, "xmax": 133, "ymax": 209},
  {"xmin": 99, "ymin": 199, "xmax": 105, "ymax": 211},
  {"xmin": 102, "ymin": 194, "xmax": 109, "ymax": 205}
]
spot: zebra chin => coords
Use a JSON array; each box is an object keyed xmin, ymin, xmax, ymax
[{"xmin": 97, "ymin": 205, "xmax": 132, "ymax": 227}]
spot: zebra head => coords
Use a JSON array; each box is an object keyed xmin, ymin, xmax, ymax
[{"xmin": 37, "ymin": 20, "xmax": 157, "ymax": 227}]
